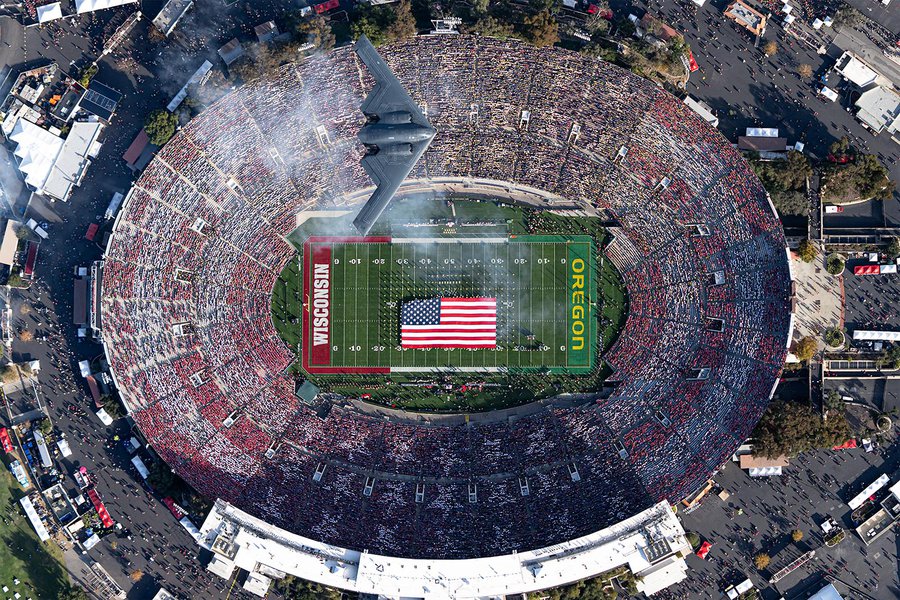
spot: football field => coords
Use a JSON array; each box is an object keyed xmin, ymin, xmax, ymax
[{"xmin": 300, "ymin": 235, "xmax": 596, "ymax": 374}]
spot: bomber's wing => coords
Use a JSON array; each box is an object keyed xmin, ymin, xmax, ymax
[
  {"xmin": 355, "ymin": 35, "xmax": 430, "ymax": 128},
  {"xmin": 353, "ymin": 142, "xmax": 429, "ymax": 235}
]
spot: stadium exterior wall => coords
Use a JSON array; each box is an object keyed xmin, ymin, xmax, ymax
[{"xmin": 198, "ymin": 498, "xmax": 690, "ymax": 598}]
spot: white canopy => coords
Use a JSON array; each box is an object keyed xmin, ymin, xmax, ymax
[
  {"xmin": 37, "ymin": 2, "xmax": 63, "ymax": 22},
  {"xmin": 19, "ymin": 496, "xmax": 50, "ymax": 541},
  {"xmin": 75, "ymin": 0, "xmax": 136, "ymax": 13},
  {"xmin": 820, "ymin": 87, "xmax": 839, "ymax": 102},
  {"xmin": 9, "ymin": 120, "xmax": 63, "ymax": 193},
  {"xmin": 748, "ymin": 466, "xmax": 782, "ymax": 477},
  {"xmin": 848, "ymin": 473, "xmax": 889, "ymax": 509},
  {"xmin": 853, "ymin": 330, "xmax": 900, "ymax": 342}
]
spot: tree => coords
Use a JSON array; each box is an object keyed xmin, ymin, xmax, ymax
[
  {"xmin": 791, "ymin": 529, "xmax": 804, "ymax": 542},
  {"xmin": 144, "ymin": 110, "xmax": 178, "ymax": 146},
  {"xmin": 521, "ymin": 10, "xmax": 559, "ymax": 48},
  {"xmin": 823, "ymin": 153, "xmax": 894, "ymax": 203},
  {"xmin": 751, "ymin": 152, "xmax": 811, "ymax": 216},
  {"xmin": 887, "ymin": 237, "xmax": 900, "ymax": 261},
  {"xmin": 351, "ymin": 7, "xmax": 390, "ymax": 45},
  {"xmin": 386, "ymin": 0, "xmax": 417, "ymax": 41},
  {"xmin": 297, "ymin": 17, "xmax": 335, "ymax": 51},
  {"xmin": 797, "ymin": 239, "xmax": 817, "ymax": 263},
  {"xmin": 797, "ymin": 63, "xmax": 813, "ymax": 78},
  {"xmin": 793, "ymin": 336, "xmax": 817, "ymax": 362},
  {"xmin": 826, "ymin": 254, "xmax": 845, "ymax": 275},
  {"xmin": 102, "ymin": 395, "xmax": 125, "ymax": 420},
  {"xmin": 825, "ymin": 327, "xmax": 845, "ymax": 347},
  {"xmin": 78, "ymin": 64, "xmax": 98, "ymax": 88},
  {"xmin": 763, "ymin": 40, "xmax": 777, "ymax": 56},
  {"xmin": 585, "ymin": 11, "xmax": 610, "ymax": 36},
  {"xmin": 471, "ymin": 0, "xmax": 490, "ymax": 14},
  {"xmin": 834, "ymin": 5, "xmax": 864, "ymax": 29},
  {"xmin": 58, "ymin": 585, "xmax": 89, "ymax": 600},
  {"xmin": 469, "ymin": 16, "xmax": 516, "ymax": 39},
  {"xmin": 754, "ymin": 553, "xmax": 770, "ymax": 570},
  {"xmin": 686, "ymin": 531, "xmax": 700, "ymax": 549},
  {"xmin": 147, "ymin": 460, "xmax": 177, "ymax": 496},
  {"xmin": 276, "ymin": 575, "xmax": 343, "ymax": 600},
  {"xmin": 829, "ymin": 136, "xmax": 854, "ymax": 161},
  {"xmin": 752, "ymin": 400, "xmax": 852, "ymax": 458}
]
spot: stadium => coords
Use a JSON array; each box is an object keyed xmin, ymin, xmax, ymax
[{"xmin": 100, "ymin": 36, "xmax": 793, "ymax": 597}]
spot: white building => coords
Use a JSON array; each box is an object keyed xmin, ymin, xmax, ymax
[
  {"xmin": 834, "ymin": 51, "xmax": 879, "ymax": 88},
  {"xmin": 8, "ymin": 120, "xmax": 103, "ymax": 201},
  {"xmin": 854, "ymin": 86, "xmax": 900, "ymax": 137},
  {"xmin": 198, "ymin": 499, "xmax": 692, "ymax": 598}
]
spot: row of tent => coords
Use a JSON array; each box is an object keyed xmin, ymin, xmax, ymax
[
  {"xmin": 37, "ymin": 0, "xmax": 136, "ymax": 23},
  {"xmin": 853, "ymin": 264, "xmax": 898, "ymax": 275}
]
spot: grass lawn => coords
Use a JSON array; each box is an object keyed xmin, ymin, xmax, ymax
[
  {"xmin": 304, "ymin": 236, "xmax": 594, "ymax": 373},
  {"xmin": 0, "ymin": 469, "xmax": 69, "ymax": 598},
  {"xmin": 273, "ymin": 198, "xmax": 629, "ymax": 411},
  {"xmin": 271, "ymin": 256, "xmax": 303, "ymax": 351},
  {"xmin": 599, "ymin": 256, "xmax": 628, "ymax": 351}
]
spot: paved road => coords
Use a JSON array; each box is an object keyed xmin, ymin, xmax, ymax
[
  {"xmin": 845, "ymin": 0, "xmax": 900, "ymax": 37},
  {"xmin": 676, "ymin": 437, "xmax": 900, "ymax": 600}
]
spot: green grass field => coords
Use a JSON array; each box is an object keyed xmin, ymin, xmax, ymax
[
  {"xmin": 271, "ymin": 199, "xmax": 629, "ymax": 411},
  {"xmin": 302, "ymin": 235, "xmax": 595, "ymax": 374},
  {"xmin": 0, "ymin": 470, "xmax": 69, "ymax": 598}
]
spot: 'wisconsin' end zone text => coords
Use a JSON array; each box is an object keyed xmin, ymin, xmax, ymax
[
  {"xmin": 306, "ymin": 244, "xmax": 332, "ymax": 366},
  {"xmin": 312, "ymin": 263, "xmax": 330, "ymax": 347}
]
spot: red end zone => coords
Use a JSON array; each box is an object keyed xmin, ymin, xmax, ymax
[{"xmin": 301, "ymin": 237, "xmax": 391, "ymax": 375}]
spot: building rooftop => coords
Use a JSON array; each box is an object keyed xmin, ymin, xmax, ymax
[
  {"xmin": 835, "ymin": 52, "xmax": 879, "ymax": 88},
  {"xmin": 78, "ymin": 81, "xmax": 122, "ymax": 122},
  {"xmin": 43, "ymin": 121, "xmax": 104, "ymax": 201},
  {"xmin": 724, "ymin": 1, "xmax": 766, "ymax": 35},
  {"xmin": 855, "ymin": 86, "xmax": 900, "ymax": 135},
  {"xmin": 254, "ymin": 21, "xmax": 279, "ymax": 43},
  {"xmin": 218, "ymin": 38, "xmax": 244, "ymax": 66},
  {"xmin": 198, "ymin": 499, "xmax": 690, "ymax": 598},
  {"xmin": 152, "ymin": 0, "xmax": 194, "ymax": 37}
]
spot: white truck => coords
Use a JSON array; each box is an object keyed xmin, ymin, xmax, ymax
[{"xmin": 25, "ymin": 219, "xmax": 48, "ymax": 239}]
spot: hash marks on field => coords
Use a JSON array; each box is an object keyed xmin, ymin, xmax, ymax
[{"xmin": 327, "ymin": 240, "xmax": 575, "ymax": 371}]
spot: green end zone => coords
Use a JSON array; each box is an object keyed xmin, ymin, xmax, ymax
[{"xmin": 299, "ymin": 235, "xmax": 596, "ymax": 375}]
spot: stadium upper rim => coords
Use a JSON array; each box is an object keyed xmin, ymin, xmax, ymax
[{"xmin": 100, "ymin": 35, "xmax": 793, "ymax": 561}]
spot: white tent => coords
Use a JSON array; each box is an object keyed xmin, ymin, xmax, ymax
[
  {"xmin": 9, "ymin": 120, "xmax": 63, "ymax": 194},
  {"xmin": 819, "ymin": 86, "xmax": 839, "ymax": 102},
  {"xmin": 37, "ymin": 2, "xmax": 63, "ymax": 22},
  {"xmin": 96, "ymin": 408, "xmax": 113, "ymax": 425},
  {"xmin": 748, "ymin": 466, "xmax": 782, "ymax": 477},
  {"xmin": 75, "ymin": 0, "xmax": 137, "ymax": 14},
  {"xmin": 131, "ymin": 455, "xmax": 150, "ymax": 479},
  {"xmin": 19, "ymin": 497, "xmax": 50, "ymax": 541},
  {"xmin": 853, "ymin": 330, "xmax": 900, "ymax": 342}
]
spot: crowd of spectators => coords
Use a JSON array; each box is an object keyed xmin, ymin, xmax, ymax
[{"xmin": 101, "ymin": 36, "xmax": 792, "ymax": 559}]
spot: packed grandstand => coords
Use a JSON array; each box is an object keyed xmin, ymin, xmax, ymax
[{"xmin": 100, "ymin": 34, "xmax": 793, "ymax": 583}]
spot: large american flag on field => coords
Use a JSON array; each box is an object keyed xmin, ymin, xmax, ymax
[{"xmin": 400, "ymin": 297, "xmax": 497, "ymax": 348}]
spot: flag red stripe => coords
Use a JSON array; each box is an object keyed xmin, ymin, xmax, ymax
[{"xmin": 401, "ymin": 297, "xmax": 497, "ymax": 349}]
